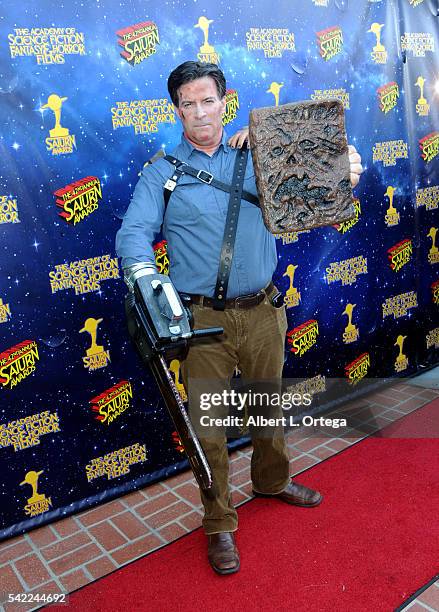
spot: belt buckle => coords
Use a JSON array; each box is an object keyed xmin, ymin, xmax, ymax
[
  {"xmin": 235, "ymin": 291, "xmax": 259, "ymax": 309},
  {"xmin": 197, "ymin": 170, "xmax": 213, "ymax": 184}
]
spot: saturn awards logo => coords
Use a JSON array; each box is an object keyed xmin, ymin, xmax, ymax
[
  {"xmin": 172, "ymin": 431, "xmax": 185, "ymax": 453},
  {"xmin": 116, "ymin": 21, "xmax": 159, "ymax": 65},
  {"xmin": 345, "ymin": 353, "xmax": 370, "ymax": 385},
  {"xmin": 342, "ymin": 303, "xmax": 359, "ymax": 343},
  {"xmin": 169, "ymin": 360, "xmax": 187, "ymax": 402},
  {"xmin": 384, "ymin": 186, "xmax": 400, "ymax": 227},
  {"xmin": 283, "ymin": 264, "xmax": 301, "ymax": 308},
  {"xmin": 20, "ymin": 469, "xmax": 52, "ymax": 517},
  {"xmin": 40, "ymin": 94, "xmax": 76, "ymax": 155},
  {"xmin": 0, "ymin": 298, "xmax": 11, "ymax": 324},
  {"xmin": 427, "ymin": 228, "xmax": 439, "ymax": 264},
  {"xmin": 266, "ymin": 82, "xmax": 283, "ymax": 107},
  {"xmin": 368, "ymin": 23, "xmax": 387, "ymax": 63},
  {"xmin": 316, "ymin": 26, "xmax": 343, "ymax": 60},
  {"xmin": 419, "ymin": 132, "xmax": 439, "ymax": 164},
  {"xmin": 377, "ymin": 82, "xmax": 399, "ymax": 114},
  {"xmin": 80, "ymin": 317, "xmax": 110, "ymax": 371},
  {"xmin": 0, "ymin": 340, "xmax": 39, "ymax": 389},
  {"xmin": 153, "ymin": 240, "xmax": 169, "ymax": 275},
  {"xmin": 54, "ymin": 177, "xmax": 102, "ymax": 225},
  {"xmin": 415, "ymin": 76, "xmax": 429, "ymax": 116},
  {"xmin": 333, "ymin": 198, "xmax": 361, "ymax": 233},
  {"xmin": 194, "ymin": 16, "xmax": 220, "ymax": 64},
  {"xmin": 387, "ymin": 239, "xmax": 413, "ymax": 272},
  {"xmin": 394, "ymin": 335, "xmax": 409, "ymax": 372},
  {"xmin": 222, "ymin": 90, "xmax": 239, "ymax": 126},
  {"xmin": 287, "ymin": 320, "xmax": 319, "ymax": 356},
  {"xmin": 90, "ymin": 381, "xmax": 133, "ymax": 425}
]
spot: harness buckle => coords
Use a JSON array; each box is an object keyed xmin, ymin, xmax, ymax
[
  {"xmin": 196, "ymin": 170, "xmax": 213, "ymax": 184},
  {"xmin": 164, "ymin": 178, "xmax": 177, "ymax": 192}
]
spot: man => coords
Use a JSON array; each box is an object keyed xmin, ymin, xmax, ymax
[{"xmin": 116, "ymin": 61, "xmax": 363, "ymax": 575}]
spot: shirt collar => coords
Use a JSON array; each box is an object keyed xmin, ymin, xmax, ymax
[{"xmin": 179, "ymin": 130, "xmax": 231, "ymax": 156}]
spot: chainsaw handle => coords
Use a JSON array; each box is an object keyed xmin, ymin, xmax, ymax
[{"xmin": 191, "ymin": 327, "xmax": 224, "ymax": 339}]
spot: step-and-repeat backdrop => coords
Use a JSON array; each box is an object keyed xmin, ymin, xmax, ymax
[{"xmin": 0, "ymin": 0, "xmax": 438, "ymax": 539}]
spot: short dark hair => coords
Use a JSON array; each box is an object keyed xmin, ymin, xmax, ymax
[{"xmin": 167, "ymin": 61, "xmax": 226, "ymax": 107}]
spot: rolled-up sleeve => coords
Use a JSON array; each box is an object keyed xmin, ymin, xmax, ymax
[{"xmin": 115, "ymin": 163, "xmax": 166, "ymax": 268}]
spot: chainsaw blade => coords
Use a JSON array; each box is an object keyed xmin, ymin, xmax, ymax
[{"xmin": 149, "ymin": 354, "xmax": 213, "ymax": 491}]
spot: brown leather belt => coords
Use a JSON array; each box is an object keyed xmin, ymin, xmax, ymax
[{"xmin": 187, "ymin": 282, "xmax": 275, "ymax": 310}]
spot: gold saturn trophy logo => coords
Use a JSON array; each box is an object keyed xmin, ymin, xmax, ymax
[
  {"xmin": 415, "ymin": 76, "xmax": 430, "ymax": 117},
  {"xmin": 342, "ymin": 303, "xmax": 359, "ymax": 343},
  {"xmin": 0, "ymin": 297, "xmax": 11, "ymax": 323},
  {"xmin": 368, "ymin": 23, "xmax": 387, "ymax": 64},
  {"xmin": 266, "ymin": 81, "xmax": 283, "ymax": 107},
  {"xmin": 80, "ymin": 317, "xmax": 111, "ymax": 371},
  {"xmin": 384, "ymin": 186, "xmax": 400, "ymax": 227},
  {"xmin": 195, "ymin": 16, "xmax": 219, "ymax": 64},
  {"xmin": 41, "ymin": 94, "xmax": 76, "ymax": 155},
  {"xmin": 169, "ymin": 359, "xmax": 187, "ymax": 402},
  {"xmin": 283, "ymin": 264, "xmax": 301, "ymax": 308},
  {"xmin": 20, "ymin": 470, "xmax": 52, "ymax": 517},
  {"xmin": 427, "ymin": 227, "xmax": 439, "ymax": 264},
  {"xmin": 394, "ymin": 335, "xmax": 408, "ymax": 372}
]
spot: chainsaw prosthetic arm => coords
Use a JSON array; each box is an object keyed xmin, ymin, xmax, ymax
[
  {"xmin": 123, "ymin": 262, "xmax": 157, "ymax": 292},
  {"xmin": 124, "ymin": 264, "xmax": 222, "ymax": 491}
]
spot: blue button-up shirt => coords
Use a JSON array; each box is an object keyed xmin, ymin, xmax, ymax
[{"xmin": 115, "ymin": 131, "xmax": 277, "ymax": 298}]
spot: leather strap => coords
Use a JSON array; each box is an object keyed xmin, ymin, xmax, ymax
[
  {"xmin": 164, "ymin": 155, "xmax": 259, "ymax": 207},
  {"xmin": 212, "ymin": 148, "xmax": 248, "ymax": 310},
  {"xmin": 163, "ymin": 163, "xmax": 185, "ymax": 208}
]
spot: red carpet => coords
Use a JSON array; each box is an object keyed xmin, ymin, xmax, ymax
[{"xmin": 66, "ymin": 400, "xmax": 439, "ymax": 612}]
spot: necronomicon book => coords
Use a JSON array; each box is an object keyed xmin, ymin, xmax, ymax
[{"xmin": 249, "ymin": 99, "xmax": 356, "ymax": 233}]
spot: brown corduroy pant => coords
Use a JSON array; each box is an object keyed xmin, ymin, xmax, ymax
[{"xmin": 180, "ymin": 289, "xmax": 290, "ymax": 534}]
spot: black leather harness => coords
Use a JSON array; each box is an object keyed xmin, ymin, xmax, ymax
[
  {"xmin": 163, "ymin": 150, "xmax": 259, "ymax": 310},
  {"xmin": 163, "ymin": 154, "xmax": 259, "ymax": 208}
]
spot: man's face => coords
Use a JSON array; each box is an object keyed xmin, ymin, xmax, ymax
[{"xmin": 175, "ymin": 76, "xmax": 226, "ymax": 147}]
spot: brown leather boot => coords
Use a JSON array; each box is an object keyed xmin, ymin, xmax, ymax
[
  {"xmin": 253, "ymin": 481, "xmax": 322, "ymax": 507},
  {"xmin": 207, "ymin": 532, "xmax": 240, "ymax": 575}
]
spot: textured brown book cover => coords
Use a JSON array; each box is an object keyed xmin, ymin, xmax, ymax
[{"xmin": 249, "ymin": 100, "xmax": 355, "ymax": 233}]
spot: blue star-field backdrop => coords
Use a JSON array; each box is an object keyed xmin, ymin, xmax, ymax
[{"xmin": 0, "ymin": 0, "xmax": 438, "ymax": 539}]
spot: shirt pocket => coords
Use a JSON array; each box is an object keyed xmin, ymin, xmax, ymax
[{"xmin": 169, "ymin": 175, "xmax": 226, "ymax": 223}]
